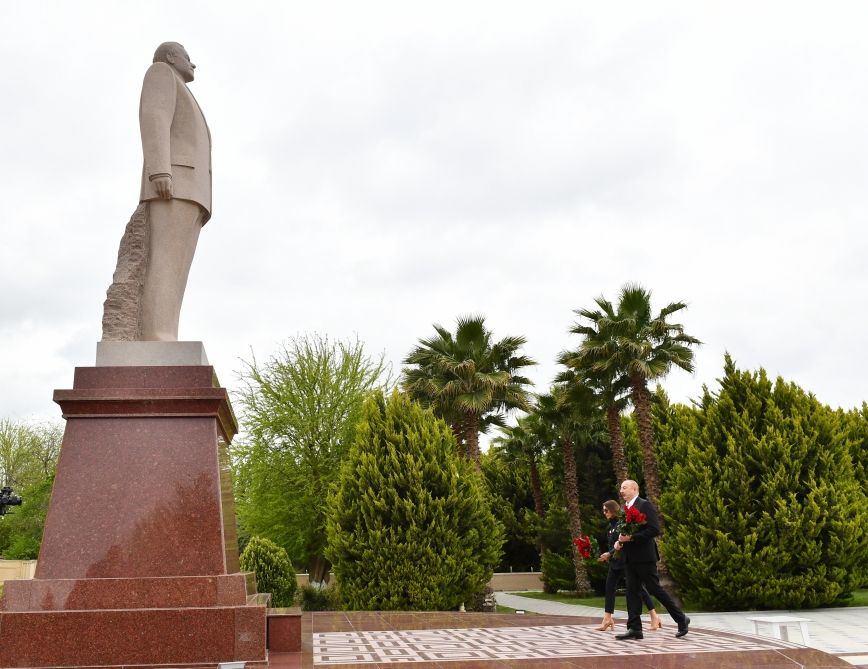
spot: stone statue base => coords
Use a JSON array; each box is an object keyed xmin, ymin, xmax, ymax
[
  {"xmin": 96, "ymin": 340, "xmax": 210, "ymax": 366},
  {"xmin": 0, "ymin": 365, "xmax": 267, "ymax": 668}
]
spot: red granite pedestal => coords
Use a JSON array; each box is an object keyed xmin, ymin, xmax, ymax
[
  {"xmin": 0, "ymin": 365, "xmax": 267, "ymax": 669},
  {"xmin": 267, "ymin": 608, "xmax": 302, "ymax": 652}
]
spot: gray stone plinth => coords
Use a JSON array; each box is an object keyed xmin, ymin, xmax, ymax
[{"xmin": 96, "ymin": 341, "xmax": 209, "ymax": 367}]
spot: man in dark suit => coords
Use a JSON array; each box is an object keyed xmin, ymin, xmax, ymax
[{"xmin": 614, "ymin": 479, "xmax": 690, "ymax": 640}]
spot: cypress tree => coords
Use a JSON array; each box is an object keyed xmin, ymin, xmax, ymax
[
  {"xmin": 326, "ymin": 391, "xmax": 504, "ymax": 610},
  {"xmin": 657, "ymin": 355, "xmax": 868, "ymax": 609},
  {"xmin": 239, "ymin": 536, "xmax": 298, "ymax": 607},
  {"xmin": 840, "ymin": 403, "xmax": 868, "ymax": 489}
]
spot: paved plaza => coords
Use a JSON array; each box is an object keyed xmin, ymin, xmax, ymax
[
  {"xmin": 313, "ymin": 620, "xmax": 807, "ymax": 664},
  {"xmin": 268, "ymin": 604, "xmax": 863, "ymax": 668},
  {"xmin": 498, "ymin": 592, "xmax": 868, "ymax": 667}
]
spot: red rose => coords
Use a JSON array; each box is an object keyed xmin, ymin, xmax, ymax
[
  {"xmin": 625, "ymin": 506, "xmax": 647, "ymax": 525},
  {"xmin": 573, "ymin": 535, "xmax": 593, "ymax": 559},
  {"xmin": 616, "ymin": 505, "xmax": 648, "ymax": 545}
]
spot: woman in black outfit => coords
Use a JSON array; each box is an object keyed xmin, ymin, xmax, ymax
[{"xmin": 596, "ymin": 499, "xmax": 662, "ymax": 631}]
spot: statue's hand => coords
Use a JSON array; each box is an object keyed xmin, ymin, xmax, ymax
[{"xmin": 152, "ymin": 175, "xmax": 173, "ymax": 199}]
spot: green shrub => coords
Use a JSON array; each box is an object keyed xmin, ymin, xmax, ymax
[
  {"xmin": 541, "ymin": 551, "xmax": 575, "ymax": 592},
  {"xmin": 541, "ymin": 550, "xmax": 607, "ymax": 595},
  {"xmin": 297, "ymin": 583, "xmax": 342, "ymax": 611},
  {"xmin": 239, "ymin": 536, "xmax": 298, "ymax": 607},
  {"xmin": 466, "ymin": 584, "xmax": 497, "ymax": 612},
  {"xmin": 326, "ymin": 391, "xmax": 504, "ymax": 610},
  {"xmin": 657, "ymin": 355, "xmax": 868, "ymax": 609},
  {"xmin": 3, "ymin": 536, "xmax": 40, "ymax": 560},
  {"xmin": 583, "ymin": 556, "xmax": 608, "ymax": 595}
]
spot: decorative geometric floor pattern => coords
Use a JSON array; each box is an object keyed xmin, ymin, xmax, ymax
[{"xmin": 313, "ymin": 623, "xmax": 803, "ymax": 665}]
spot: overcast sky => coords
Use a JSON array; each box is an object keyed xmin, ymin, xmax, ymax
[{"xmin": 2, "ymin": 1, "xmax": 867, "ymax": 429}]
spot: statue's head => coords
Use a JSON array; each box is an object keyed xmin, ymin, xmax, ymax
[{"xmin": 153, "ymin": 42, "xmax": 195, "ymax": 83}]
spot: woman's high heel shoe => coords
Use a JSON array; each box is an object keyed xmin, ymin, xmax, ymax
[
  {"xmin": 649, "ymin": 612, "xmax": 663, "ymax": 630},
  {"xmin": 596, "ymin": 619, "xmax": 615, "ymax": 631}
]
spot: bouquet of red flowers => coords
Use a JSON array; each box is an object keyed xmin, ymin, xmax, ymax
[
  {"xmin": 573, "ymin": 535, "xmax": 593, "ymax": 559},
  {"xmin": 612, "ymin": 506, "xmax": 647, "ymax": 559}
]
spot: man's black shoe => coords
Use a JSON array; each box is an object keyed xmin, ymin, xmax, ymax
[
  {"xmin": 615, "ymin": 629, "xmax": 644, "ymax": 640},
  {"xmin": 675, "ymin": 617, "xmax": 690, "ymax": 638}
]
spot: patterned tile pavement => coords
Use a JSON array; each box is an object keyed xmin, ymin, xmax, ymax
[
  {"xmin": 298, "ymin": 610, "xmax": 853, "ymax": 668},
  {"xmin": 497, "ymin": 592, "xmax": 868, "ymax": 667},
  {"xmin": 313, "ymin": 622, "xmax": 804, "ymax": 664}
]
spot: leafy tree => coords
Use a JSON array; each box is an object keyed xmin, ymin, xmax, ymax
[
  {"xmin": 0, "ymin": 421, "xmax": 62, "ymax": 558},
  {"xmin": 402, "ymin": 315, "xmax": 535, "ymax": 470},
  {"xmin": 232, "ymin": 335, "xmax": 390, "ymax": 583},
  {"xmin": 1, "ymin": 475, "xmax": 55, "ymax": 559},
  {"xmin": 657, "ymin": 355, "xmax": 868, "ymax": 609},
  {"xmin": 0, "ymin": 420, "xmax": 61, "ymax": 489},
  {"xmin": 569, "ymin": 283, "xmax": 700, "ymax": 506},
  {"xmin": 326, "ymin": 392, "xmax": 503, "ymax": 610},
  {"xmin": 239, "ymin": 535, "xmax": 298, "ymax": 607}
]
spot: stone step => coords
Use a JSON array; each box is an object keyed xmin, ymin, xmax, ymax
[
  {"xmin": 1, "ymin": 573, "xmax": 251, "ymax": 611},
  {"xmin": 0, "ymin": 605, "xmax": 266, "ymax": 667}
]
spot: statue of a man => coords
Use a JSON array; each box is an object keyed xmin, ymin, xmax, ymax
[{"xmin": 102, "ymin": 42, "xmax": 211, "ymax": 342}]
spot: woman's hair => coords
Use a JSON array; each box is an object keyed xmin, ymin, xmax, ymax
[{"xmin": 603, "ymin": 499, "xmax": 620, "ymax": 514}]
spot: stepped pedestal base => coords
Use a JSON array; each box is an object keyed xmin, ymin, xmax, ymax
[
  {"xmin": 0, "ymin": 605, "xmax": 266, "ymax": 668},
  {"xmin": 0, "ymin": 362, "xmax": 267, "ymax": 668}
]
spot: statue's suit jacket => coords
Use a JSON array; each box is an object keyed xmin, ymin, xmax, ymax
[{"xmin": 139, "ymin": 62, "xmax": 212, "ymax": 222}]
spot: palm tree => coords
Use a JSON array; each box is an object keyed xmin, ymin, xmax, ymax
[
  {"xmin": 492, "ymin": 417, "xmax": 547, "ymax": 554},
  {"xmin": 570, "ymin": 283, "xmax": 701, "ymax": 504},
  {"xmin": 534, "ymin": 389, "xmax": 595, "ymax": 595},
  {"xmin": 556, "ymin": 352, "xmax": 631, "ymax": 483},
  {"xmin": 402, "ymin": 315, "xmax": 536, "ymax": 470}
]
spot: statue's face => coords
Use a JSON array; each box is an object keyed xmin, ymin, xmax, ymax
[{"xmin": 169, "ymin": 45, "xmax": 196, "ymax": 83}]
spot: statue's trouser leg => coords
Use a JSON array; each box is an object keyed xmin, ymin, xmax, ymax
[{"xmin": 140, "ymin": 199, "xmax": 205, "ymax": 341}]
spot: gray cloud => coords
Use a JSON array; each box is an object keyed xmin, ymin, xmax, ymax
[{"xmin": 1, "ymin": 1, "xmax": 867, "ymax": 426}]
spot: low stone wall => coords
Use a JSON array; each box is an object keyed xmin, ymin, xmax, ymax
[
  {"xmin": 489, "ymin": 572, "xmax": 544, "ymax": 592},
  {"xmin": 0, "ymin": 560, "xmax": 37, "ymax": 582}
]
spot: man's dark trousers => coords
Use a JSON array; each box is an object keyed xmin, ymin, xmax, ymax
[{"xmin": 624, "ymin": 561, "xmax": 686, "ymax": 630}]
